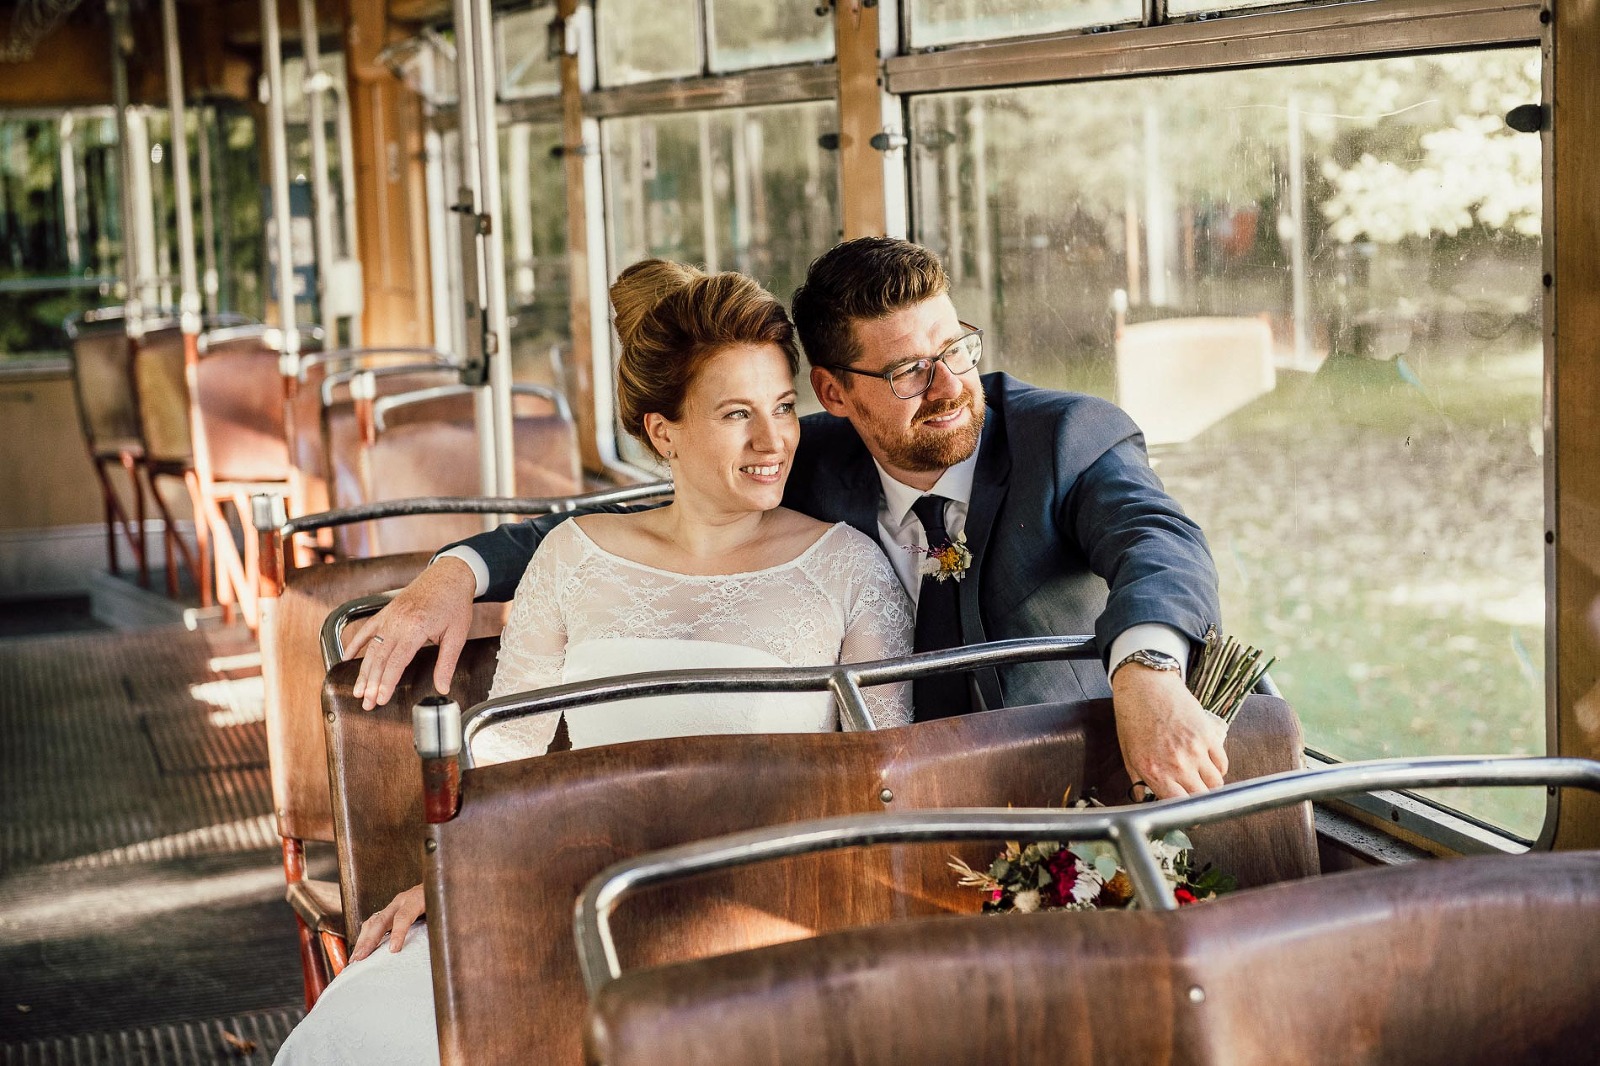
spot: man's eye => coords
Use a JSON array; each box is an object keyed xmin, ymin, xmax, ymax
[{"xmin": 888, "ymin": 359, "xmax": 930, "ymax": 383}]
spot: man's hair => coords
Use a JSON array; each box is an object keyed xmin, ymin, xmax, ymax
[
  {"xmin": 790, "ymin": 237, "xmax": 950, "ymax": 368},
  {"xmin": 611, "ymin": 259, "xmax": 799, "ymax": 456}
]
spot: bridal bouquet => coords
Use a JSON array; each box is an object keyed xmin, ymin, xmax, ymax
[
  {"xmin": 1190, "ymin": 626, "xmax": 1276, "ymax": 724},
  {"xmin": 948, "ymin": 797, "xmax": 1236, "ymax": 914}
]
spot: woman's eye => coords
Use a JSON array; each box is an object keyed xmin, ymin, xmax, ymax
[
  {"xmin": 775, "ymin": 402, "xmax": 796, "ymax": 416},
  {"xmin": 725, "ymin": 409, "xmax": 750, "ymax": 420}
]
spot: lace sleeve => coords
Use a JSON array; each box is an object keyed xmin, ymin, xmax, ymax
[
  {"xmin": 477, "ymin": 526, "xmax": 574, "ymax": 765},
  {"xmin": 832, "ymin": 528, "xmax": 915, "ymax": 728}
]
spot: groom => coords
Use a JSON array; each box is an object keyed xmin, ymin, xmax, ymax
[{"xmin": 352, "ymin": 238, "xmax": 1229, "ymax": 799}]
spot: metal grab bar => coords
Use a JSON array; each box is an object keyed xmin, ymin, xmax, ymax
[
  {"xmin": 319, "ymin": 360, "xmax": 461, "ymax": 407},
  {"xmin": 573, "ymin": 755, "xmax": 1600, "ymax": 998},
  {"xmin": 451, "ymin": 636, "xmax": 1099, "ymax": 761},
  {"xmin": 373, "ymin": 381, "xmax": 573, "ymax": 431},
  {"xmin": 296, "ymin": 346, "xmax": 458, "ymax": 383},
  {"xmin": 308, "ymin": 481, "xmax": 675, "ymax": 666}
]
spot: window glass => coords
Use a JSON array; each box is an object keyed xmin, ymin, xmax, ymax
[
  {"xmin": 596, "ymin": 0, "xmax": 701, "ymax": 86},
  {"xmin": 603, "ymin": 100, "xmax": 841, "ymax": 465},
  {"xmin": 497, "ymin": 5, "xmax": 562, "ymax": 98},
  {"xmin": 910, "ymin": 49, "xmax": 1545, "ymax": 836},
  {"xmin": 1168, "ymin": 0, "xmax": 1344, "ymax": 15},
  {"xmin": 909, "ymin": 0, "xmax": 1140, "ymax": 49},
  {"xmin": 500, "ymin": 120, "xmax": 570, "ymax": 390},
  {"xmin": 707, "ymin": 0, "xmax": 834, "ymax": 72}
]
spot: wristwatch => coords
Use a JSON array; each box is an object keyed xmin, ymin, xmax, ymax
[{"xmin": 1110, "ymin": 648, "xmax": 1183, "ymax": 682}]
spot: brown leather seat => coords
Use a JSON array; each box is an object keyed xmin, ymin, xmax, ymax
[
  {"xmin": 66, "ymin": 310, "xmax": 149, "ymax": 583},
  {"xmin": 330, "ymin": 384, "xmax": 583, "ymax": 557},
  {"xmin": 319, "ymin": 654, "xmax": 1312, "ymax": 1066},
  {"xmin": 263, "ymin": 554, "xmax": 507, "ymax": 1006},
  {"xmin": 131, "ymin": 324, "xmax": 208, "ymax": 600},
  {"xmin": 590, "ymin": 850, "xmax": 1600, "ymax": 1066}
]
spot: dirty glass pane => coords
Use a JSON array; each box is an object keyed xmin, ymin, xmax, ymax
[
  {"xmin": 910, "ymin": 49, "xmax": 1545, "ymax": 836},
  {"xmin": 596, "ymin": 0, "xmax": 701, "ymax": 86},
  {"xmin": 497, "ymin": 5, "xmax": 561, "ymax": 99},
  {"xmin": 909, "ymin": 0, "xmax": 1140, "ymax": 49},
  {"xmin": 499, "ymin": 120, "xmax": 569, "ymax": 390},
  {"xmin": 708, "ymin": 0, "xmax": 834, "ymax": 72},
  {"xmin": 603, "ymin": 101, "xmax": 840, "ymax": 464}
]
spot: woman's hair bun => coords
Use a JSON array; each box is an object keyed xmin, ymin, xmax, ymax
[{"xmin": 610, "ymin": 259, "xmax": 706, "ymax": 352}]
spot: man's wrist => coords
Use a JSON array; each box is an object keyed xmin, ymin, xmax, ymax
[
  {"xmin": 432, "ymin": 546, "xmax": 489, "ymax": 598},
  {"xmin": 1108, "ymin": 623, "xmax": 1192, "ymax": 683},
  {"xmin": 1109, "ymin": 648, "xmax": 1184, "ymax": 686}
]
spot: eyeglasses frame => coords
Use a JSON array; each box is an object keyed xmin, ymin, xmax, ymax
[{"xmin": 822, "ymin": 322, "xmax": 984, "ymax": 400}]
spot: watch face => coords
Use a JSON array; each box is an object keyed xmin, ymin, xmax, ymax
[{"xmin": 1133, "ymin": 650, "xmax": 1181, "ymax": 670}]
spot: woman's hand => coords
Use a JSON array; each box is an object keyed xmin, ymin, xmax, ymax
[{"xmin": 350, "ymin": 883, "xmax": 426, "ymax": 961}]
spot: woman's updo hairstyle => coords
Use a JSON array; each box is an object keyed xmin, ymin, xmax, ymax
[{"xmin": 612, "ymin": 259, "xmax": 800, "ymax": 457}]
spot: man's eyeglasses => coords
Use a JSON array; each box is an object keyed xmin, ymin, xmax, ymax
[{"xmin": 826, "ymin": 323, "xmax": 983, "ymax": 400}]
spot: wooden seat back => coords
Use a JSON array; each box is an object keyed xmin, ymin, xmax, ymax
[
  {"xmin": 373, "ymin": 690, "xmax": 1309, "ymax": 1065},
  {"xmin": 68, "ymin": 316, "xmax": 142, "ymax": 457},
  {"xmin": 590, "ymin": 850, "xmax": 1600, "ymax": 1065},
  {"xmin": 194, "ymin": 334, "xmax": 293, "ymax": 484},
  {"xmin": 323, "ymin": 640, "xmax": 505, "ymax": 938}
]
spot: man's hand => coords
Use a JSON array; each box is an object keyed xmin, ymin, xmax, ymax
[
  {"xmin": 348, "ymin": 557, "xmax": 477, "ymax": 710},
  {"xmin": 350, "ymin": 883, "xmax": 426, "ymax": 961},
  {"xmin": 1111, "ymin": 665, "xmax": 1228, "ymax": 800}
]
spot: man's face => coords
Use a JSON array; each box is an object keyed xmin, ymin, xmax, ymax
[{"xmin": 810, "ymin": 294, "xmax": 985, "ymax": 489}]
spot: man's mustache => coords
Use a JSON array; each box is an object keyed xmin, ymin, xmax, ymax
[{"xmin": 916, "ymin": 393, "xmax": 973, "ymax": 424}]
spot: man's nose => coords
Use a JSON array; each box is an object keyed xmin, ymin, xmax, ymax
[{"xmin": 924, "ymin": 356, "xmax": 963, "ymax": 401}]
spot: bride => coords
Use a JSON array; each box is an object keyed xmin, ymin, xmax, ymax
[{"xmin": 274, "ymin": 261, "xmax": 913, "ymax": 1065}]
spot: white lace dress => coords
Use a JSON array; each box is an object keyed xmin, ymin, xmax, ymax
[{"xmin": 274, "ymin": 520, "xmax": 911, "ymax": 1066}]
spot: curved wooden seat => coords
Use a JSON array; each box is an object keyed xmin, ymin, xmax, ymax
[
  {"xmin": 319, "ymin": 668, "xmax": 1310, "ymax": 1065},
  {"xmin": 588, "ymin": 849, "xmax": 1600, "ymax": 1065},
  {"xmin": 65, "ymin": 310, "xmax": 148, "ymax": 583}
]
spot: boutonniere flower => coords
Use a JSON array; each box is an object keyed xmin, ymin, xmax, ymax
[{"xmin": 909, "ymin": 531, "xmax": 972, "ymax": 582}]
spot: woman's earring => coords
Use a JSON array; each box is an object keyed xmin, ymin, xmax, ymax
[{"xmin": 663, "ymin": 449, "xmax": 675, "ymax": 461}]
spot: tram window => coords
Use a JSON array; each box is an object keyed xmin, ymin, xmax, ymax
[
  {"xmin": 500, "ymin": 121, "xmax": 571, "ymax": 389},
  {"xmin": 910, "ymin": 49, "xmax": 1545, "ymax": 837},
  {"xmin": 0, "ymin": 112, "xmax": 119, "ymax": 360},
  {"xmin": 497, "ymin": 5, "xmax": 562, "ymax": 99},
  {"xmin": 908, "ymin": 0, "xmax": 1139, "ymax": 49},
  {"xmin": 602, "ymin": 101, "xmax": 841, "ymax": 465},
  {"xmin": 707, "ymin": 0, "xmax": 834, "ymax": 73},
  {"xmin": 596, "ymin": 0, "xmax": 702, "ymax": 86}
]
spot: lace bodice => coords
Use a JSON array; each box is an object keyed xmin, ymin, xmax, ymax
[{"xmin": 476, "ymin": 520, "xmax": 913, "ymax": 763}]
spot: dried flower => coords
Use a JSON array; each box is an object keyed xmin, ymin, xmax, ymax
[{"xmin": 908, "ymin": 531, "xmax": 972, "ymax": 582}]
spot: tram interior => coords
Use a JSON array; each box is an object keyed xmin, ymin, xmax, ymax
[{"xmin": 1, "ymin": 0, "xmax": 1598, "ymax": 1064}]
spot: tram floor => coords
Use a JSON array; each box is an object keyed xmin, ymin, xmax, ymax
[{"xmin": 0, "ymin": 618, "xmax": 324, "ymax": 1064}]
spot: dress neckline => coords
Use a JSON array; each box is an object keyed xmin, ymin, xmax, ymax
[{"xmin": 566, "ymin": 518, "xmax": 846, "ymax": 581}]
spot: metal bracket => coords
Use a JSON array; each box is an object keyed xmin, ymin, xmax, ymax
[{"xmin": 869, "ymin": 127, "xmax": 909, "ymax": 152}]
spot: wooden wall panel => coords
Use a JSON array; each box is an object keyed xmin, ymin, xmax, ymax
[{"xmin": 1552, "ymin": 0, "xmax": 1600, "ymax": 849}]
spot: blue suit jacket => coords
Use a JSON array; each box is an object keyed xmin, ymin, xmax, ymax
[{"xmin": 456, "ymin": 372, "xmax": 1220, "ymax": 709}]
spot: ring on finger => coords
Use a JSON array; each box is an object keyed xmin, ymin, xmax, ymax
[
  {"xmin": 1128, "ymin": 780, "xmax": 1157, "ymax": 803},
  {"xmin": 371, "ymin": 635, "xmax": 387, "ymax": 645}
]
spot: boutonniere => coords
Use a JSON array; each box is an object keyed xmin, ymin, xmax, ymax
[{"xmin": 909, "ymin": 531, "xmax": 972, "ymax": 582}]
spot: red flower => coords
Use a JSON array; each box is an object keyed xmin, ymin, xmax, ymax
[
  {"xmin": 1174, "ymin": 887, "xmax": 1198, "ymax": 906},
  {"xmin": 990, "ymin": 888, "xmax": 1004, "ymax": 903},
  {"xmin": 1045, "ymin": 849, "xmax": 1080, "ymax": 907}
]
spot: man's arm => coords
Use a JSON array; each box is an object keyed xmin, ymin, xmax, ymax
[
  {"xmin": 348, "ymin": 502, "xmax": 664, "ymax": 709},
  {"xmin": 1064, "ymin": 439, "xmax": 1227, "ymax": 796}
]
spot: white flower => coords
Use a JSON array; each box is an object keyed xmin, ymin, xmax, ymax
[{"xmin": 1012, "ymin": 889, "xmax": 1041, "ymax": 913}]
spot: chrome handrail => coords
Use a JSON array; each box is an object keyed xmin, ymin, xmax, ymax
[
  {"xmin": 297, "ymin": 346, "xmax": 458, "ymax": 382},
  {"xmin": 312, "ymin": 482, "xmax": 674, "ymax": 666},
  {"xmin": 454, "ymin": 636, "xmax": 1099, "ymax": 759},
  {"xmin": 573, "ymin": 755, "xmax": 1600, "ymax": 998},
  {"xmin": 372, "ymin": 382, "xmax": 573, "ymax": 431},
  {"xmin": 318, "ymin": 361, "xmax": 462, "ymax": 407}
]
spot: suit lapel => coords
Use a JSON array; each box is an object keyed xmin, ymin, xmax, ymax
[{"xmin": 961, "ymin": 404, "xmax": 1010, "ymax": 710}]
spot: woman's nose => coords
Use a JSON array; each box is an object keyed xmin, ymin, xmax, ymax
[{"xmin": 750, "ymin": 413, "xmax": 784, "ymax": 452}]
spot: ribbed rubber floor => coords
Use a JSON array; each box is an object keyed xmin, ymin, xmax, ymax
[{"xmin": 0, "ymin": 622, "xmax": 316, "ymax": 1062}]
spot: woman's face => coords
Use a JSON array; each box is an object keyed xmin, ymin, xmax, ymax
[{"xmin": 651, "ymin": 343, "xmax": 800, "ymax": 516}]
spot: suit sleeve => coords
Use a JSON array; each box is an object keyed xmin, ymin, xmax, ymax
[
  {"xmin": 1062, "ymin": 439, "xmax": 1220, "ymax": 665},
  {"xmin": 442, "ymin": 501, "xmax": 668, "ymax": 602}
]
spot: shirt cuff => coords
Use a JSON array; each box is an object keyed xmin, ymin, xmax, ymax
[
  {"xmin": 433, "ymin": 546, "xmax": 489, "ymax": 599},
  {"xmin": 1108, "ymin": 624, "xmax": 1192, "ymax": 683}
]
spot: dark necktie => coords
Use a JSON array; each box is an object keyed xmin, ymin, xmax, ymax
[{"xmin": 911, "ymin": 494, "xmax": 970, "ymax": 720}]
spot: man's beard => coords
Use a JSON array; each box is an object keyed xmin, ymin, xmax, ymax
[{"xmin": 865, "ymin": 389, "xmax": 985, "ymax": 473}]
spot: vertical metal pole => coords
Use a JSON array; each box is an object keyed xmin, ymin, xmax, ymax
[
  {"xmin": 197, "ymin": 107, "xmax": 220, "ymax": 318},
  {"xmin": 162, "ymin": 0, "xmax": 201, "ymax": 337},
  {"xmin": 333, "ymin": 78, "xmax": 362, "ymax": 346},
  {"xmin": 59, "ymin": 115, "xmax": 81, "ymax": 272},
  {"xmin": 299, "ymin": 0, "xmax": 339, "ymax": 345},
  {"xmin": 452, "ymin": 0, "xmax": 514, "ymax": 499},
  {"xmin": 109, "ymin": 0, "xmax": 142, "ymax": 334},
  {"xmin": 471, "ymin": 0, "xmax": 514, "ymax": 498},
  {"xmin": 262, "ymin": 0, "xmax": 301, "ymax": 367}
]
